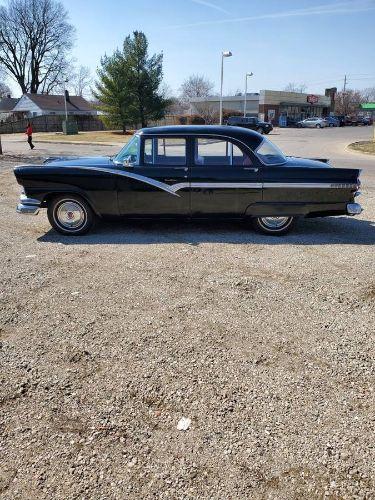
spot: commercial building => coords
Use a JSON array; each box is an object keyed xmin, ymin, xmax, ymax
[{"xmin": 189, "ymin": 89, "xmax": 332, "ymax": 125}]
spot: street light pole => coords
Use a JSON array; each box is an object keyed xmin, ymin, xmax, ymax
[
  {"xmin": 219, "ymin": 50, "xmax": 232, "ymax": 125},
  {"xmin": 243, "ymin": 72, "xmax": 253, "ymax": 117}
]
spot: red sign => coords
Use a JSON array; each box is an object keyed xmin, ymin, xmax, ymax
[{"xmin": 307, "ymin": 94, "xmax": 319, "ymax": 104}]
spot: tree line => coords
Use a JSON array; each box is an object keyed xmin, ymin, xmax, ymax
[{"xmin": 0, "ymin": 0, "xmax": 374, "ymax": 130}]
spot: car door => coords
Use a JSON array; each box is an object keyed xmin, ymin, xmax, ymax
[
  {"xmin": 117, "ymin": 135, "xmax": 189, "ymax": 216},
  {"xmin": 189, "ymin": 136, "xmax": 262, "ymax": 217}
]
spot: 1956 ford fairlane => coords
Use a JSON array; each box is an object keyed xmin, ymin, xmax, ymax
[{"xmin": 14, "ymin": 125, "xmax": 362, "ymax": 236}]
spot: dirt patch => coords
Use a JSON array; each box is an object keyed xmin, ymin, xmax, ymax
[{"xmin": 348, "ymin": 140, "xmax": 375, "ymax": 155}]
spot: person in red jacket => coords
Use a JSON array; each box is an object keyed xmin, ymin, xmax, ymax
[{"xmin": 26, "ymin": 122, "xmax": 35, "ymax": 149}]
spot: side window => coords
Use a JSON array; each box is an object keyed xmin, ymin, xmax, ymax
[
  {"xmin": 144, "ymin": 138, "xmax": 186, "ymax": 166},
  {"xmin": 194, "ymin": 138, "xmax": 252, "ymax": 166}
]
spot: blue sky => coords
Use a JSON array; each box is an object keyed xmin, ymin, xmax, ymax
[{"xmin": 4, "ymin": 0, "xmax": 375, "ymax": 96}]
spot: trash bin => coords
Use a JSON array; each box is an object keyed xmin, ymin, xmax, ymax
[{"xmin": 62, "ymin": 120, "xmax": 78, "ymax": 135}]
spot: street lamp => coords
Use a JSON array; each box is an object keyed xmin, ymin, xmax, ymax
[
  {"xmin": 243, "ymin": 72, "xmax": 253, "ymax": 117},
  {"xmin": 219, "ymin": 50, "xmax": 232, "ymax": 125}
]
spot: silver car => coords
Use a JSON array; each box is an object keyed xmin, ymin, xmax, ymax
[{"xmin": 297, "ymin": 117, "xmax": 327, "ymax": 128}]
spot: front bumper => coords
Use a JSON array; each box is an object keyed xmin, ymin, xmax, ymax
[
  {"xmin": 16, "ymin": 194, "xmax": 41, "ymax": 215},
  {"xmin": 347, "ymin": 202, "xmax": 363, "ymax": 215}
]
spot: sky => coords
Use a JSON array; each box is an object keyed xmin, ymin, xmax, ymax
[{"xmin": 3, "ymin": 0, "xmax": 375, "ymax": 97}]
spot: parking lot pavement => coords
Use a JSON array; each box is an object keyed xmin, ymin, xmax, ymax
[
  {"xmin": 0, "ymin": 128, "xmax": 374, "ymax": 498},
  {"xmin": 269, "ymin": 126, "xmax": 375, "ymax": 187}
]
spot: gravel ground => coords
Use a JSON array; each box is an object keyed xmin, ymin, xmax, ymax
[{"xmin": 0, "ymin": 136, "xmax": 374, "ymax": 499}]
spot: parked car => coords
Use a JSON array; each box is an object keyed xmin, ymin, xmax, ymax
[
  {"xmin": 14, "ymin": 125, "xmax": 362, "ymax": 236},
  {"xmin": 297, "ymin": 117, "xmax": 327, "ymax": 128},
  {"xmin": 357, "ymin": 116, "xmax": 373, "ymax": 126},
  {"xmin": 333, "ymin": 115, "xmax": 346, "ymax": 127},
  {"xmin": 345, "ymin": 116, "xmax": 359, "ymax": 126},
  {"xmin": 226, "ymin": 116, "xmax": 273, "ymax": 134},
  {"xmin": 323, "ymin": 116, "xmax": 340, "ymax": 127}
]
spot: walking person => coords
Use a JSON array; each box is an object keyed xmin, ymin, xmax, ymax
[{"xmin": 26, "ymin": 122, "xmax": 35, "ymax": 149}]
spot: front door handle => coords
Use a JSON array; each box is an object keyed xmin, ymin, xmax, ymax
[
  {"xmin": 173, "ymin": 167, "xmax": 189, "ymax": 171},
  {"xmin": 244, "ymin": 167, "xmax": 259, "ymax": 172}
]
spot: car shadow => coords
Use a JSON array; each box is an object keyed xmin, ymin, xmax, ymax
[{"xmin": 37, "ymin": 217, "xmax": 375, "ymax": 246}]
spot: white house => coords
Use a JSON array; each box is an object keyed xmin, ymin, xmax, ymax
[{"xmin": 13, "ymin": 93, "xmax": 98, "ymax": 118}]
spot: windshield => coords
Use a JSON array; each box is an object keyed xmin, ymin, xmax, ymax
[
  {"xmin": 113, "ymin": 135, "xmax": 140, "ymax": 164},
  {"xmin": 255, "ymin": 138, "xmax": 287, "ymax": 165}
]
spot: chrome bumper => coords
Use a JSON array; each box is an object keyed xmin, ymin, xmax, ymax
[
  {"xmin": 16, "ymin": 194, "xmax": 41, "ymax": 215},
  {"xmin": 347, "ymin": 202, "xmax": 363, "ymax": 216}
]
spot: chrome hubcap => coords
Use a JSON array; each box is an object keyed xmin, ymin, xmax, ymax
[
  {"xmin": 260, "ymin": 216, "xmax": 290, "ymax": 229},
  {"xmin": 56, "ymin": 201, "xmax": 85, "ymax": 229}
]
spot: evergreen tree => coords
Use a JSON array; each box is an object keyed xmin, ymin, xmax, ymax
[{"xmin": 95, "ymin": 32, "xmax": 168, "ymax": 131}]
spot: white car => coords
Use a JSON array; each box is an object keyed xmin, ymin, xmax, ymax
[{"xmin": 297, "ymin": 117, "xmax": 328, "ymax": 129}]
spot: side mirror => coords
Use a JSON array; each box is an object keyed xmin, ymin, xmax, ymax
[{"xmin": 123, "ymin": 155, "xmax": 135, "ymax": 168}]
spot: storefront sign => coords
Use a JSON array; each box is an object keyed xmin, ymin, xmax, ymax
[{"xmin": 307, "ymin": 94, "xmax": 319, "ymax": 104}]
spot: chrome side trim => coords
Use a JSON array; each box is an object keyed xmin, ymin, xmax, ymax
[
  {"xmin": 263, "ymin": 182, "xmax": 358, "ymax": 189},
  {"xmin": 65, "ymin": 166, "xmax": 181, "ymax": 197},
  {"xmin": 172, "ymin": 182, "xmax": 263, "ymax": 192}
]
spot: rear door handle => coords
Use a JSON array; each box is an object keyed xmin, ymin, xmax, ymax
[
  {"xmin": 173, "ymin": 167, "xmax": 188, "ymax": 171},
  {"xmin": 244, "ymin": 167, "xmax": 259, "ymax": 172}
]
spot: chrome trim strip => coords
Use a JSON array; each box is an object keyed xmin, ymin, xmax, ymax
[
  {"xmin": 66, "ymin": 166, "xmax": 181, "ymax": 196},
  {"xmin": 263, "ymin": 182, "xmax": 358, "ymax": 189},
  {"xmin": 172, "ymin": 182, "xmax": 262, "ymax": 192}
]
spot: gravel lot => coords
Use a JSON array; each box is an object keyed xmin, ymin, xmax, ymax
[{"xmin": 0, "ymin": 128, "xmax": 374, "ymax": 499}]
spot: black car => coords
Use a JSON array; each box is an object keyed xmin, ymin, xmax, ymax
[
  {"xmin": 14, "ymin": 125, "xmax": 362, "ymax": 236},
  {"xmin": 226, "ymin": 116, "xmax": 273, "ymax": 134}
]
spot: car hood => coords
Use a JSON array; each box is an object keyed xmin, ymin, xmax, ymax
[
  {"xmin": 285, "ymin": 156, "xmax": 331, "ymax": 168},
  {"xmin": 43, "ymin": 156, "xmax": 113, "ymax": 167}
]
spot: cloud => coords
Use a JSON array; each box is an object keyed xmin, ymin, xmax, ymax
[
  {"xmin": 191, "ymin": 0, "xmax": 231, "ymax": 15},
  {"xmin": 171, "ymin": 0, "xmax": 375, "ymax": 29}
]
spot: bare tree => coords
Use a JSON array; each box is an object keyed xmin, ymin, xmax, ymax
[
  {"xmin": 360, "ymin": 87, "xmax": 375, "ymax": 102},
  {"xmin": 284, "ymin": 82, "xmax": 307, "ymax": 93},
  {"xmin": 0, "ymin": 81, "xmax": 11, "ymax": 97},
  {"xmin": 0, "ymin": 0, "xmax": 75, "ymax": 94},
  {"xmin": 335, "ymin": 89, "xmax": 364, "ymax": 115},
  {"xmin": 179, "ymin": 74, "xmax": 215, "ymax": 103},
  {"xmin": 71, "ymin": 65, "xmax": 92, "ymax": 97},
  {"xmin": 194, "ymin": 102, "xmax": 218, "ymax": 124}
]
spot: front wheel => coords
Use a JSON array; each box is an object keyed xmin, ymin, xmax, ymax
[
  {"xmin": 316, "ymin": 124, "xmax": 322, "ymax": 128},
  {"xmin": 256, "ymin": 127, "xmax": 264, "ymax": 134},
  {"xmin": 47, "ymin": 195, "xmax": 95, "ymax": 235},
  {"xmin": 252, "ymin": 216, "xmax": 295, "ymax": 236}
]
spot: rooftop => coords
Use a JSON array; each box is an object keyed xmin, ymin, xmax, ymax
[{"xmin": 0, "ymin": 97, "xmax": 19, "ymax": 112}]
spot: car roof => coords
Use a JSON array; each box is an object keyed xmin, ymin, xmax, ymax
[{"xmin": 138, "ymin": 125, "xmax": 263, "ymax": 149}]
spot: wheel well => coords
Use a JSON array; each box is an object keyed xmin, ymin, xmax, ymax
[{"xmin": 43, "ymin": 192, "xmax": 99, "ymax": 216}]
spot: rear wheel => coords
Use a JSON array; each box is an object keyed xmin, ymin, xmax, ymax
[
  {"xmin": 47, "ymin": 195, "xmax": 95, "ymax": 235},
  {"xmin": 316, "ymin": 124, "xmax": 322, "ymax": 128},
  {"xmin": 329, "ymin": 123, "xmax": 334, "ymax": 127},
  {"xmin": 252, "ymin": 216, "xmax": 295, "ymax": 236}
]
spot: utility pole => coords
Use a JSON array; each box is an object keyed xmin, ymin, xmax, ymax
[{"xmin": 343, "ymin": 74, "xmax": 348, "ymax": 115}]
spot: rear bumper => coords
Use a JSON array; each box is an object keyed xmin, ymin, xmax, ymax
[
  {"xmin": 16, "ymin": 194, "xmax": 41, "ymax": 215},
  {"xmin": 347, "ymin": 203, "xmax": 363, "ymax": 215}
]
